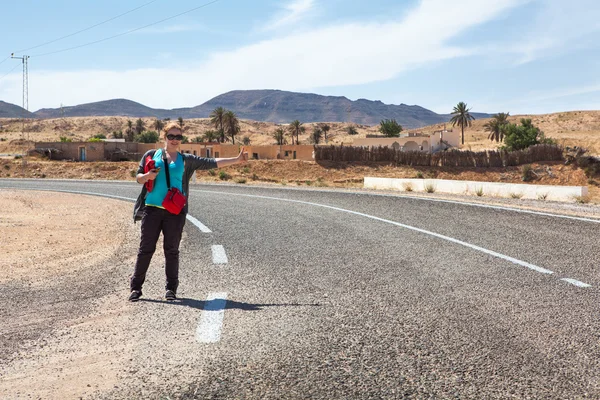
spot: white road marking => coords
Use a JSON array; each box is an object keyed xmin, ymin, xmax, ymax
[
  {"xmin": 561, "ymin": 278, "xmax": 592, "ymax": 288},
  {"xmin": 196, "ymin": 292, "xmax": 228, "ymax": 343},
  {"xmin": 186, "ymin": 214, "xmax": 212, "ymax": 232},
  {"xmin": 194, "ymin": 190, "xmax": 557, "ymax": 277},
  {"xmin": 0, "ymin": 188, "xmax": 215, "ymax": 233},
  {"xmin": 212, "ymin": 245, "xmax": 228, "ymax": 264}
]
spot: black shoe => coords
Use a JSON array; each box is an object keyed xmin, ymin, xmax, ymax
[
  {"xmin": 165, "ymin": 290, "xmax": 177, "ymax": 301},
  {"xmin": 129, "ymin": 290, "xmax": 142, "ymax": 302}
]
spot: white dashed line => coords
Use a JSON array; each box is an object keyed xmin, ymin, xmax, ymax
[
  {"xmin": 561, "ymin": 278, "xmax": 592, "ymax": 288},
  {"xmin": 186, "ymin": 214, "xmax": 212, "ymax": 232},
  {"xmin": 212, "ymin": 245, "xmax": 228, "ymax": 264},
  {"xmin": 196, "ymin": 292, "xmax": 228, "ymax": 343}
]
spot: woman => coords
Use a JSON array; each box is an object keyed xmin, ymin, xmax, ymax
[{"xmin": 129, "ymin": 122, "xmax": 247, "ymax": 302}]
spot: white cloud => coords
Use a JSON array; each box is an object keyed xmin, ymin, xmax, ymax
[
  {"xmin": 507, "ymin": 0, "xmax": 600, "ymax": 64},
  {"xmin": 0, "ymin": 0, "xmax": 524, "ymax": 111},
  {"xmin": 262, "ymin": 0, "xmax": 316, "ymax": 31}
]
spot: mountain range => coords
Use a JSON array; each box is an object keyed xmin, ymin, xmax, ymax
[{"xmin": 0, "ymin": 90, "xmax": 491, "ymax": 128}]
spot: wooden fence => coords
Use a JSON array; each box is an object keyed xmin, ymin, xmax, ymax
[{"xmin": 314, "ymin": 144, "xmax": 563, "ymax": 168}]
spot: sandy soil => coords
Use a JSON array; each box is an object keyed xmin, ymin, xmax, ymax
[{"xmin": 0, "ymin": 190, "xmax": 141, "ymax": 399}]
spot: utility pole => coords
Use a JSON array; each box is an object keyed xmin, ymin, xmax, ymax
[{"xmin": 11, "ymin": 53, "xmax": 29, "ymax": 168}]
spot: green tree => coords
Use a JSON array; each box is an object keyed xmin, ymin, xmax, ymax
[
  {"xmin": 450, "ymin": 102, "xmax": 475, "ymax": 145},
  {"xmin": 203, "ymin": 130, "xmax": 220, "ymax": 142},
  {"xmin": 135, "ymin": 130, "xmax": 160, "ymax": 143},
  {"xmin": 346, "ymin": 125, "xmax": 358, "ymax": 135},
  {"xmin": 154, "ymin": 119, "xmax": 165, "ymax": 133},
  {"xmin": 379, "ymin": 119, "xmax": 403, "ymax": 137},
  {"xmin": 320, "ymin": 123, "xmax": 331, "ymax": 143},
  {"xmin": 224, "ymin": 110, "xmax": 240, "ymax": 144},
  {"xmin": 273, "ymin": 127, "xmax": 286, "ymax": 145},
  {"xmin": 484, "ymin": 112, "xmax": 510, "ymax": 142},
  {"xmin": 210, "ymin": 107, "xmax": 226, "ymax": 143},
  {"xmin": 310, "ymin": 126, "xmax": 323, "ymax": 144},
  {"xmin": 503, "ymin": 118, "xmax": 554, "ymax": 151},
  {"xmin": 177, "ymin": 117, "xmax": 184, "ymax": 129},
  {"xmin": 288, "ymin": 120, "xmax": 305, "ymax": 145},
  {"xmin": 135, "ymin": 118, "xmax": 145, "ymax": 137},
  {"xmin": 242, "ymin": 136, "xmax": 251, "ymax": 146},
  {"xmin": 125, "ymin": 119, "xmax": 134, "ymax": 142}
]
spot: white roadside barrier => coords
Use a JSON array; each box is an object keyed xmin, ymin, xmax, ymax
[{"xmin": 364, "ymin": 177, "xmax": 588, "ymax": 202}]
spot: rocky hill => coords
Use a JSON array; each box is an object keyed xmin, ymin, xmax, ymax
[
  {"xmin": 0, "ymin": 101, "xmax": 35, "ymax": 118},
  {"xmin": 0, "ymin": 90, "xmax": 492, "ymax": 128}
]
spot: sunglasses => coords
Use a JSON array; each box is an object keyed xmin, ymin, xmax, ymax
[{"xmin": 167, "ymin": 134, "xmax": 183, "ymax": 141}]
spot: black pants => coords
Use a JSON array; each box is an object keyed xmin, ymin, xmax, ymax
[{"xmin": 130, "ymin": 206, "xmax": 187, "ymax": 293}]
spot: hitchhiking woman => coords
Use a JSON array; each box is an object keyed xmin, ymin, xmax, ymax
[{"xmin": 129, "ymin": 122, "xmax": 247, "ymax": 302}]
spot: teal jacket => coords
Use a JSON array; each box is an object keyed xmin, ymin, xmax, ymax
[{"xmin": 133, "ymin": 149, "xmax": 217, "ymax": 222}]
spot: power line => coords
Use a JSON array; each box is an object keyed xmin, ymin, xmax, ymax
[
  {"xmin": 0, "ymin": 56, "xmax": 10, "ymax": 67},
  {"xmin": 0, "ymin": 63, "xmax": 20, "ymax": 83},
  {"xmin": 13, "ymin": 0, "xmax": 161, "ymax": 54},
  {"xmin": 30, "ymin": 0, "xmax": 222, "ymax": 58}
]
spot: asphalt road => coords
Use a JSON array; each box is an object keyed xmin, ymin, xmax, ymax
[{"xmin": 1, "ymin": 179, "xmax": 600, "ymax": 399}]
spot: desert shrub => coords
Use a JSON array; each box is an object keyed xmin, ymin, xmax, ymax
[
  {"xmin": 402, "ymin": 182, "xmax": 413, "ymax": 192},
  {"xmin": 503, "ymin": 119, "xmax": 554, "ymax": 151},
  {"xmin": 537, "ymin": 193, "xmax": 548, "ymax": 200},
  {"xmin": 219, "ymin": 171, "xmax": 231, "ymax": 180},
  {"xmin": 135, "ymin": 131, "xmax": 159, "ymax": 143},
  {"xmin": 60, "ymin": 136, "xmax": 72, "ymax": 142},
  {"xmin": 510, "ymin": 192, "xmax": 523, "ymax": 199},
  {"xmin": 424, "ymin": 182, "xmax": 436, "ymax": 193},
  {"xmin": 573, "ymin": 195, "xmax": 590, "ymax": 204},
  {"xmin": 251, "ymin": 173, "xmax": 259, "ymax": 180},
  {"xmin": 346, "ymin": 126, "xmax": 358, "ymax": 135},
  {"xmin": 315, "ymin": 177, "xmax": 328, "ymax": 187},
  {"xmin": 130, "ymin": 170, "xmax": 137, "ymax": 178},
  {"xmin": 379, "ymin": 119, "xmax": 402, "ymax": 137},
  {"xmin": 234, "ymin": 177, "xmax": 247, "ymax": 184},
  {"xmin": 208, "ymin": 169, "xmax": 216, "ymax": 176},
  {"xmin": 305, "ymin": 180, "xmax": 313, "ymax": 186},
  {"xmin": 475, "ymin": 187, "xmax": 484, "ymax": 197},
  {"xmin": 521, "ymin": 164, "xmax": 534, "ymax": 182},
  {"xmin": 242, "ymin": 167, "xmax": 250, "ymax": 174},
  {"xmin": 416, "ymin": 171, "xmax": 424, "ymax": 179}
]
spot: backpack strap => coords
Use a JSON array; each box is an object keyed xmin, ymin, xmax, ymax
[{"xmin": 162, "ymin": 149, "xmax": 171, "ymax": 188}]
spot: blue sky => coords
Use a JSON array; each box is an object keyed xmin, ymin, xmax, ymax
[{"xmin": 0, "ymin": 0, "xmax": 599, "ymax": 115}]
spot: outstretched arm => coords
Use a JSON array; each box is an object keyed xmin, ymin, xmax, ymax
[{"xmin": 216, "ymin": 147, "xmax": 248, "ymax": 168}]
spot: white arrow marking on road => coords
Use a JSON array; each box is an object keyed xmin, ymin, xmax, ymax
[
  {"xmin": 560, "ymin": 278, "xmax": 591, "ymax": 288},
  {"xmin": 196, "ymin": 292, "xmax": 228, "ymax": 343},
  {"xmin": 212, "ymin": 245, "xmax": 228, "ymax": 264}
]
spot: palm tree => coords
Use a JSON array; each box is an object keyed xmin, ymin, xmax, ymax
[
  {"xmin": 177, "ymin": 117, "xmax": 185, "ymax": 129},
  {"xmin": 288, "ymin": 120, "xmax": 304, "ymax": 145},
  {"xmin": 135, "ymin": 118, "xmax": 145, "ymax": 136},
  {"xmin": 320, "ymin": 123, "xmax": 331, "ymax": 144},
  {"xmin": 223, "ymin": 110, "xmax": 240, "ymax": 144},
  {"xmin": 273, "ymin": 127, "xmax": 286, "ymax": 145},
  {"xmin": 203, "ymin": 130, "xmax": 219, "ymax": 142},
  {"xmin": 210, "ymin": 107, "xmax": 226, "ymax": 143},
  {"xmin": 311, "ymin": 126, "xmax": 323, "ymax": 144},
  {"xmin": 125, "ymin": 119, "xmax": 134, "ymax": 142},
  {"xmin": 450, "ymin": 102, "xmax": 475, "ymax": 145},
  {"xmin": 484, "ymin": 112, "xmax": 510, "ymax": 142},
  {"xmin": 154, "ymin": 119, "xmax": 165, "ymax": 133}
]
